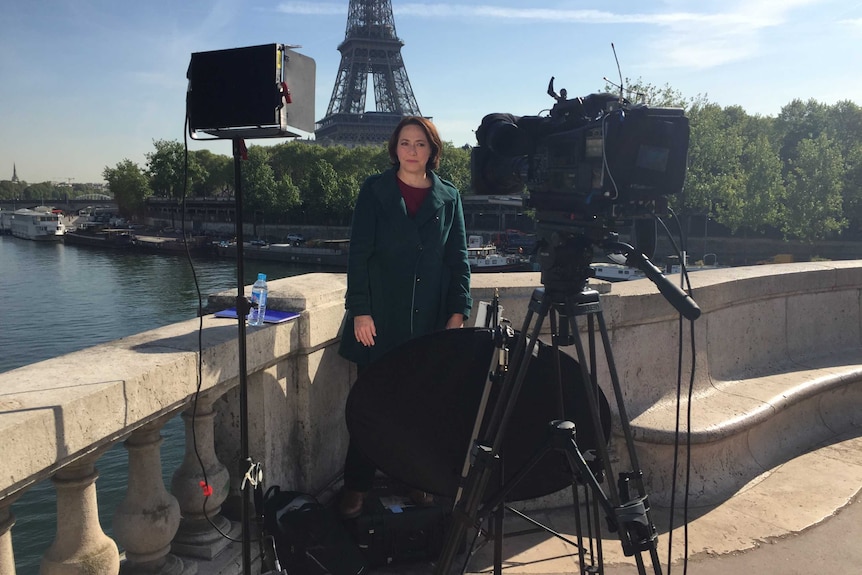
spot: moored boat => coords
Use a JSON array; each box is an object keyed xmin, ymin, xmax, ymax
[
  {"xmin": 467, "ymin": 243, "xmax": 532, "ymax": 273},
  {"xmin": 8, "ymin": 207, "xmax": 66, "ymax": 241},
  {"xmin": 215, "ymin": 240, "xmax": 349, "ymax": 268},
  {"xmin": 590, "ymin": 263, "xmax": 647, "ymax": 282},
  {"xmin": 63, "ymin": 223, "xmax": 133, "ymax": 249},
  {"xmin": 130, "ymin": 234, "xmax": 216, "ymax": 256}
]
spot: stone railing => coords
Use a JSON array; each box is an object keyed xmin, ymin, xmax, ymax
[
  {"xmin": 2, "ymin": 263, "xmax": 861, "ymax": 574},
  {"xmin": 0, "ymin": 272, "xmax": 354, "ymax": 574}
]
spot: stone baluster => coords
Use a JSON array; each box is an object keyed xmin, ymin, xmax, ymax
[
  {"xmin": 170, "ymin": 398, "xmax": 235, "ymax": 560},
  {"xmin": 41, "ymin": 457, "xmax": 120, "ymax": 575},
  {"xmin": 114, "ymin": 419, "xmax": 190, "ymax": 574},
  {"xmin": 1, "ymin": 493, "xmax": 23, "ymax": 575}
]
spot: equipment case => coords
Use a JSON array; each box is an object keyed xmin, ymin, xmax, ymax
[{"xmin": 348, "ymin": 485, "xmax": 449, "ymax": 567}]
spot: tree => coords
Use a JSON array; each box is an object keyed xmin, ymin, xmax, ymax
[
  {"xmin": 842, "ymin": 143, "xmax": 862, "ymax": 233},
  {"xmin": 0, "ymin": 180, "xmax": 24, "ymax": 201},
  {"xmin": 191, "ymin": 149, "xmax": 233, "ymax": 198},
  {"xmin": 602, "ymin": 77, "xmax": 689, "ymax": 108},
  {"xmin": 241, "ymin": 146, "xmax": 279, "ymax": 235},
  {"xmin": 682, "ymin": 102, "xmax": 746, "ymax": 228},
  {"xmin": 734, "ymin": 133, "xmax": 785, "ymax": 234},
  {"xmin": 146, "ymin": 139, "xmax": 205, "ymax": 199},
  {"xmin": 22, "ymin": 182, "xmax": 58, "ymax": 203},
  {"xmin": 275, "ymin": 173, "xmax": 302, "ymax": 220},
  {"xmin": 304, "ymin": 159, "xmax": 340, "ymax": 224},
  {"xmin": 780, "ymin": 134, "xmax": 846, "ymax": 242},
  {"xmin": 438, "ymin": 143, "xmax": 472, "ymax": 193},
  {"xmin": 103, "ymin": 159, "xmax": 152, "ymax": 217},
  {"xmin": 774, "ymin": 99, "xmax": 831, "ymax": 169}
]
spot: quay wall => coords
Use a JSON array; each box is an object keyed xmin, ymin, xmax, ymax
[{"xmin": 1, "ymin": 262, "xmax": 861, "ymax": 573}]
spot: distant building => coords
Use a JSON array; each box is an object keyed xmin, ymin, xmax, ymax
[{"xmin": 11, "ymin": 163, "xmax": 19, "ymax": 183}]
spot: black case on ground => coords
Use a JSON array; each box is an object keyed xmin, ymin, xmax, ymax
[
  {"xmin": 260, "ymin": 486, "xmax": 367, "ymax": 575},
  {"xmin": 348, "ymin": 485, "xmax": 450, "ymax": 567}
]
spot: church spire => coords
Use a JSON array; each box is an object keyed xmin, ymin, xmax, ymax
[{"xmin": 11, "ymin": 163, "xmax": 19, "ymax": 183}]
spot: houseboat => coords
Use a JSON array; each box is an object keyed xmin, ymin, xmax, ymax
[{"xmin": 8, "ymin": 207, "xmax": 66, "ymax": 241}]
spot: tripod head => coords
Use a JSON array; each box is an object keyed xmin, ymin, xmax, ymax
[{"xmin": 535, "ymin": 227, "xmax": 701, "ymax": 320}]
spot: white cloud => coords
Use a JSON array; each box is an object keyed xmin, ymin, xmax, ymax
[
  {"xmin": 276, "ymin": 2, "xmax": 345, "ymax": 16},
  {"xmin": 274, "ymin": 1, "xmax": 829, "ymax": 69},
  {"xmin": 840, "ymin": 18, "xmax": 862, "ymax": 30}
]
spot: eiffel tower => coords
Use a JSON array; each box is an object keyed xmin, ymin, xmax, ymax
[{"xmin": 315, "ymin": 0, "xmax": 423, "ymax": 146}]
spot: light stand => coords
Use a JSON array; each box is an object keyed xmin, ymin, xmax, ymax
[
  {"xmin": 232, "ymin": 138, "xmax": 254, "ymax": 573},
  {"xmin": 186, "ymin": 43, "xmax": 316, "ymax": 575}
]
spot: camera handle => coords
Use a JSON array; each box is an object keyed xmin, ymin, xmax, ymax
[{"xmin": 604, "ymin": 239, "xmax": 701, "ymax": 321}]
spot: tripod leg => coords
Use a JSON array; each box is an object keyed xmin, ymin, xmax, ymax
[
  {"xmin": 562, "ymin": 294, "xmax": 662, "ymax": 574},
  {"xmin": 493, "ymin": 505, "xmax": 503, "ymax": 575},
  {"xmin": 596, "ymin": 312, "xmax": 648, "ymax": 494}
]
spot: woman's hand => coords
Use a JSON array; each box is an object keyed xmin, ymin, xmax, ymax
[
  {"xmin": 354, "ymin": 314, "xmax": 377, "ymax": 347},
  {"xmin": 445, "ymin": 313, "xmax": 465, "ymax": 329}
]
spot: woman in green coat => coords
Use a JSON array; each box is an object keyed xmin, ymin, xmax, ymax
[{"xmin": 338, "ymin": 116, "xmax": 472, "ymax": 517}]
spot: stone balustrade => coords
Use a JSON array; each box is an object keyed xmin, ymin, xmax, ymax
[{"xmin": 1, "ymin": 263, "xmax": 861, "ymax": 574}]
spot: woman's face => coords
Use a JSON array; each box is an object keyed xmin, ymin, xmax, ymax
[{"xmin": 396, "ymin": 124, "xmax": 432, "ymax": 176}]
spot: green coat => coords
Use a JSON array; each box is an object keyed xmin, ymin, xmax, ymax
[{"xmin": 338, "ymin": 168, "xmax": 473, "ymax": 366}]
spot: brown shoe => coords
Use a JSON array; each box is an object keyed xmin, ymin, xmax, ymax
[
  {"xmin": 408, "ymin": 488, "xmax": 434, "ymax": 506},
  {"xmin": 338, "ymin": 489, "xmax": 366, "ymax": 519}
]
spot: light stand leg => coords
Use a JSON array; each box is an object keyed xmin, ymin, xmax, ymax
[
  {"xmin": 435, "ymin": 292, "xmax": 552, "ymax": 575},
  {"xmin": 232, "ymin": 138, "xmax": 253, "ymax": 575}
]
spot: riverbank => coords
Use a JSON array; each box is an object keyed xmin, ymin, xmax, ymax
[{"xmin": 58, "ymin": 212, "xmax": 862, "ymax": 271}]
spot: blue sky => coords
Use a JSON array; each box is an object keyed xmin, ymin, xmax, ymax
[{"xmin": 1, "ymin": 0, "xmax": 860, "ymax": 184}]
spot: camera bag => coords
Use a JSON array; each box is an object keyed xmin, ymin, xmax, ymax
[
  {"xmin": 346, "ymin": 482, "xmax": 451, "ymax": 567},
  {"xmin": 257, "ymin": 485, "xmax": 367, "ymax": 575}
]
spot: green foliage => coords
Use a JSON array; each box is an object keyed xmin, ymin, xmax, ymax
[
  {"xmin": 146, "ymin": 139, "xmax": 205, "ymax": 200},
  {"xmin": 780, "ymin": 134, "xmax": 846, "ymax": 242},
  {"xmin": 438, "ymin": 143, "xmax": 472, "ymax": 193},
  {"xmin": 191, "ymin": 149, "xmax": 233, "ymax": 197},
  {"xmin": 103, "ymin": 159, "xmax": 152, "ymax": 217},
  {"xmin": 241, "ymin": 146, "xmax": 279, "ymax": 214},
  {"xmin": 735, "ymin": 133, "xmax": 785, "ymax": 233},
  {"xmin": 683, "ymin": 102, "xmax": 747, "ymax": 218},
  {"xmin": 118, "ymin": 92, "xmax": 862, "ymax": 242},
  {"xmin": 602, "ymin": 77, "xmax": 689, "ymax": 108},
  {"xmin": 0, "ymin": 180, "xmax": 23, "ymax": 200}
]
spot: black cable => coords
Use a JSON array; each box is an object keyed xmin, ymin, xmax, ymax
[
  {"xmin": 655, "ymin": 208, "xmax": 697, "ymax": 575},
  {"xmin": 182, "ymin": 113, "xmax": 245, "ymax": 544}
]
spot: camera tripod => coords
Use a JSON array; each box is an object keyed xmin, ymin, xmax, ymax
[{"xmin": 434, "ymin": 238, "xmax": 700, "ymax": 575}]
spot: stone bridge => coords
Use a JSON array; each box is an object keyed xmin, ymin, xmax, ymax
[{"xmin": 1, "ymin": 262, "xmax": 861, "ymax": 574}]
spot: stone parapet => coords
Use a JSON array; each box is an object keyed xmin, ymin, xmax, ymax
[{"xmin": 1, "ymin": 264, "xmax": 861, "ymax": 573}]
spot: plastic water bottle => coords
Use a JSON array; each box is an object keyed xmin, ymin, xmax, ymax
[{"xmin": 248, "ymin": 273, "xmax": 268, "ymax": 326}]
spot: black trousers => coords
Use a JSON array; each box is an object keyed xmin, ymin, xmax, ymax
[
  {"xmin": 343, "ymin": 363, "xmax": 376, "ymax": 492},
  {"xmin": 343, "ymin": 439, "xmax": 377, "ymax": 492}
]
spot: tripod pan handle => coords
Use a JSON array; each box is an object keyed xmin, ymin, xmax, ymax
[
  {"xmin": 638, "ymin": 257, "xmax": 702, "ymax": 321},
  {"xmin": 605, "ymin": 240, "xmax": 702, "ymax": 321}
]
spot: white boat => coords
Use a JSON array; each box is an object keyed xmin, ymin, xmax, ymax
[
  {"xmin": 466, "ymin": 235, "xmax": 531, "ymax": 273},
  {"xmin": 591, "ymin": 263, "xmax": 646, "ymax": 282},
  {"xmin": 467, "ymin": 243, "xmax": 531, "ymax": 273},
  {"xmin": 9, "ymin": 207, "xmax": 66, "ymax": 241}
]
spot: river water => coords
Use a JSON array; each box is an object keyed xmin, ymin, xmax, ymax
[{"xmin": 0, "ymin": 235, "xmax": 322, "ymax": 573}]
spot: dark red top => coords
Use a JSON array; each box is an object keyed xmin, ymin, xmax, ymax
[{"xmin": 397, "ymin": 176, "xmax": 431, "ymax": 217}]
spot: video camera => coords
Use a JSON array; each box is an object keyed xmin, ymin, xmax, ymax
[
  {"xmin": 471, "ymin": 86, "xmax": 691, "ymax": 291},
  {"xmin": 472, "ymin": 91, "xmax": 690, "ymax": 232}
]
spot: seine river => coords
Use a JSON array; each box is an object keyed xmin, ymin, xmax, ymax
[{"xmin": 0, "ymin": 235, "xmax": 323, "ymax": 573}]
